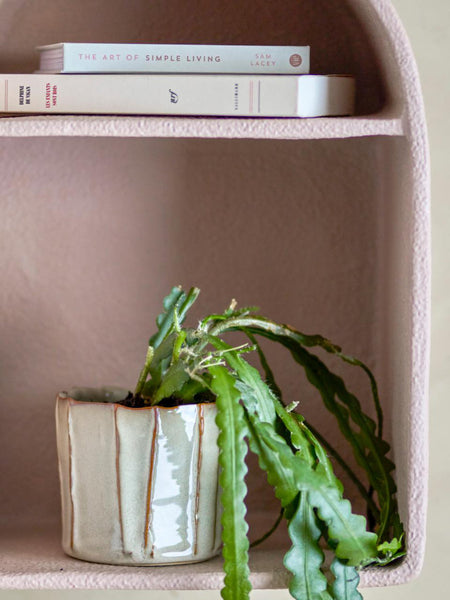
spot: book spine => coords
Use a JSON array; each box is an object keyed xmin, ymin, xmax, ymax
[
  {"xmin": 0, "ymin": 74, "xmax": 355, "ymax": 118},
  {"xmin": 40, "ymin": 43, "xmax": 310, "ymax": 74}
]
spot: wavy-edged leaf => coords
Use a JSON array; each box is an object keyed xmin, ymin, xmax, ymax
[
  {"xmin": 213, "ymin": 315, "xmax": 400, "ymax": 544},
  {"xmin": 285, "ymin": 343, "xmax": 396, "ymax": 542},
  {"xmin": 250, "ymin": 419, "xmax": 378, "ymax": 566},
  {"xmin": 330, "ymin": 559, "xmax": 363, "ymax": 600},
  {"xmin": 305, "ymin": 472, "xmax": 378, "ymax": 566},
  {"xmin": 208, "ymin": 337, "xmax": 277, "ymax": 424},
  {"xmin": 202, "ymin": 305, "xmax": 260, "ymax": 327},
  {"xmin": 377, "ymin": 536, "xmax": 402, "ymax": 556},
  {"xmin": 210, "ymin": 314, "xmax": 342, "ymax": 354},
  {"xmin": 274, "ymin": 401, "xmax": 376, "ymax": 594},
  {"xmin": 211, "ymin": 314, "xmax": 383, "ymax": 445},
  {"xmin": 274, "ymin": 401, "xmax": 322, "ymax": 471},
  {"xmin": 279, "ymin": 406, "xmax": 368, "ymax": 596},
  {"xmin": 246, "ymin": 417, "xmax": 299, "ymax": 507},
  {"xmin": 304, "ymin": 419, "xmax": 380, "ymax": 524},
  {"xmin": 244, "ymin": 331, "xmax": 283, "ymax": 400},
  {"xmin": 376, "ymin": 535, "xmax": 406, "ymax": 565},
  {"xmin": 141, "ymin": 293, "xmax": 404, "ymax": 581},
  {"xmin": 246, "ymin": 335, "xmax": 381, "ymax": 530},
  {"xmin": 210, "ymin": 365, "xmax": 252, "ymax": 600},
  {"xmin": 284, "ymin": 492, "xmax": 332, "ymax": 600}
]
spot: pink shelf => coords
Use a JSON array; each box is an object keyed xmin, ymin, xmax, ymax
[
  {"xmin": 0, "ymin": 114, "xmax": 404, "ymax": 139},
  {"xmin": 0, "ymin": 0, "xmax": 429, "ymax": 591},
  {"xmin": 0, "ymin": 524, "xmax": 413, "ymax": 590}
]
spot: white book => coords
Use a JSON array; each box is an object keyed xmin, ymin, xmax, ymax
[
  {"xmin": 36, "ymin": 43, "xmax": 310, "ymax": 74},
  {"xmin": 0, "ymin": 74, "xmax": 355, "ymax": 118}
]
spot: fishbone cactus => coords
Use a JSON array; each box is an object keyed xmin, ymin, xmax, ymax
[{"xmin": 132, "ymin": 286, "xmax": 405, "ymax": 600}]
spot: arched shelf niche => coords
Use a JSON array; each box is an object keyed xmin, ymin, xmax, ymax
[{"xmin": 0, "ymin": 0, "xmax": 429, "ymax": 591}]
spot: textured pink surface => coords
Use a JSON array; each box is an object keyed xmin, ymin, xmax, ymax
[
  {"xmin": 0, "ymin": 526, "xmax": 409, "ymax": 590},
  {"xmin": 0, "ymin": 114, "xmax": 404, "ymax": 139},
  {"xmin": 0, "ymin": 0, "xmax": 429, "ymax": 590}
]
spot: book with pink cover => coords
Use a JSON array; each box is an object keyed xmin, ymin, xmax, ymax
[
  {"xmin": 0, "ymin": 74, "xmax": 355, "ymax": 118},
  {"xmin": 37, "ymin": 43, "xmax": 310, "ymax": 74}
]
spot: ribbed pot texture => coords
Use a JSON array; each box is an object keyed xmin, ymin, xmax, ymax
[{"xmin": 55, "ymin": 387, "xmax": 221, "ymax": 565}]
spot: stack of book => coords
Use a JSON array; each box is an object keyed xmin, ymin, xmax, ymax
[{"xmin": 0, "ymin": 43, "xmax": 355, "ymax": 118}]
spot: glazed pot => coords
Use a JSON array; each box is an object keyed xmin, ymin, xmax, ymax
[{"xmin": 55, "ymin": 387, "xmax": 221, "ymax": 565}]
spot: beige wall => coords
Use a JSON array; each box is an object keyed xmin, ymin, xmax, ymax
[{"xmin": 1, "ymin": 0, "xmax": 448, "ymax": 598}]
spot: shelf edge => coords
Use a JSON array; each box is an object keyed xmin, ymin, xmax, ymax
[
  {"xmin": 0, "ymin": 529, "xmax": 415, "ymax": 590},
  {"xmin": 0, "ymin": 114, "xmax": 404, "ymax": 139}
]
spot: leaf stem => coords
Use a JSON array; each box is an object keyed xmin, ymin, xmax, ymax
[{"xmin": 134, "ymin": 345, "xmax": 154, "ymax": 397}]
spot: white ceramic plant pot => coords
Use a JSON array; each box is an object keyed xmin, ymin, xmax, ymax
[{"xmin": 55, "ymin": 387, "xmax": 221, "ymax": 565}]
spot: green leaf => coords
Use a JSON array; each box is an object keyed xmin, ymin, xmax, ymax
[
  {"xmin": 176, "ymin": 286, "xmax": 201, "ymax": 324},
  {"xmin": 208, "ymin": 337, "xmax": 277, "ymax": 424},
  {"xmin": 250, "ymin": 418, "xmax": 378, "ymax": 566},
  {"xmin": 175, "ymin": 377, "xmax": 209, "ymax": 402},
  {"xmin": 210, "ymin": 314, "xmax": 342, "ymax": 354},
  {"xmin": 213, "ymin": 315, "xmax": 401, "ymax": 544},
  {"xmin": 287, "ymin": 345, "xmax": 396, "ymax": 542},
  {"xmin": 211, "ymin": 314, "xmax": 383, "ymax": 440},
  {"xmin": 202, "ymin": 305, "xmax": 260, "ymax": 328},
  {"xmin": 210, "ymin": 365, "xmax": 252, "ymax": 600},
  {"xmin": 377, "ymin": 536, "xmax": 402, "ymax": 556},
  {"xmin": 303, "ymin": 470, "xmax": 378, "ymax": 566},
  {"xmin": 376, "ymin": 535, "xmax": 406, "ymax": 565},
  {"xmin": 140, "ymin": 291, "xmax": 405, "ymax": 590},
  {"xmin": 245, "ymin": 331, "xmax": 283, "ymax": 400},
  {"xmin": 273, "ymin": 401, "xmax": 378, "ymax": 589},
  {"xmin": 171, "ymin": 330, "xmax": 187, "ymax": 365},
  {"xmin": 246, "ymin": 417, "xmax": 299, "ymax": 507},
  {"xmin": 149, "ymin": 286, "xmax": 200, "ymax": 351},
  {"xmin": 273, "ymin": 401, "xmax": 319, "ymax": 470},
  {"xmin": 150, "ymin": 359, "xmax": 190, "ymax": 404},
  {"xmin": 144, "ymin": 327, "xmax": 198, "ymax": 400},
  {"xmin": 304, "ymin": 419, "xmax": 380, "ymax": 523},
  {"xmin": 149, "ymin": 331, "xmax": 178, "ymax": 380},
  {"xmin": 284, "ymin": 492, "xmax": 332, "ymax": 600},
  {"xmin": 279, "ymin": 407, "xmax": 369, "ymax": 596},
  {"xmin": 133, "ymin": 345, "xmax": 155, "ymax": 397},
  {"xmin": 247, "ymin": 331, "xmax": 381, "ymax": 529},
  {"xmin": 330, "ymin": 559, "xmax": 363, "ymax": 600},
  {"xmin": 149, "ymin": 286, "xmax": 186, "ymax": 349}
]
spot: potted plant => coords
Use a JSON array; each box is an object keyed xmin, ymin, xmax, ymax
[{"xmin": 56, "ymin": 285, "xmax": 405, "ymax": 599}]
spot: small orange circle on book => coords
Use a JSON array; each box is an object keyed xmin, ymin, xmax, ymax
[{"xmin": 289, "ymin": 54, "xmax": 303, "ymax": 67}]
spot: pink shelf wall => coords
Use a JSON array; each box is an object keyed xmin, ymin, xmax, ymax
[{"xmin": 0, "ymin": 0, "xmax": 429, "ymax": 590}]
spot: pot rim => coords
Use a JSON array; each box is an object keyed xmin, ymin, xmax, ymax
[{"xmin": 56, "ymin": 388, "xmax": 216, "ymax": 411}]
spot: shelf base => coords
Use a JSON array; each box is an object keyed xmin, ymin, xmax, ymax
[
  {"xmin": 0, "ymin": 523, "xmax": 287, "ymax": 590},
  {"xmin": 0, "ymin": 522, "xmax": 414, "ymax": 590},
  {"xmin": 0, "ymin": 113, "xmax": 404, "ymax": 139}
]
